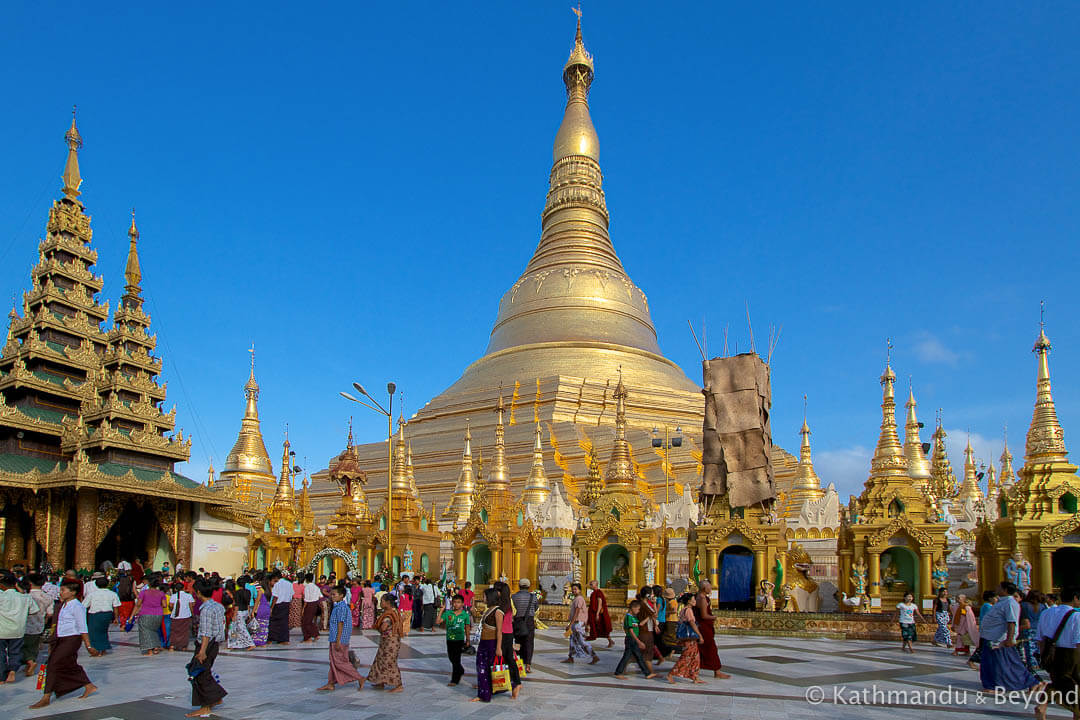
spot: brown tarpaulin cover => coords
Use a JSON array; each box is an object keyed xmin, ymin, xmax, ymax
[{"xmin": 700, "ymin": 353, "xmax": 775, "ymax": 507}]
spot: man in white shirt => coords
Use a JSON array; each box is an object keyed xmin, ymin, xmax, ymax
[
  {"xmin": 979, "ymin": 582, "xmax": 1042, "ymax": 694},
  {"xmin": 1035, "ymin": 585, "xmax": 1080, "ymax": 720},
  {"xmin": 420, "ymin": 579, "xmax": 437, "ymax": 631},
  {"xmin": 301, "ymin": 573, "xmax": 322, "ymax": 643},
  {"xmin": 268, "ymin": 571, "xmax": 293, "ymax": 644},
  {"xmin": 0, "ymin": 572, "xmax": 33, "ymax": 683},
  {"xmin": 28, "ymin": 579, "xmax": 98, "ymax": 709}
]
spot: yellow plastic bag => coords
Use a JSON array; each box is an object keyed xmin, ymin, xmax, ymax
[
  {"xmin": 515, "ymin": 654, "xmax": 527, "ymax": 677},
  {"xmin": 491, "ymin": 661, "xmax": 512, "ymax": 694}
]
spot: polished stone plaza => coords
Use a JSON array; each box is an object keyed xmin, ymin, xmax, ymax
[{"xmin": 0, "ymin": 626, "xmax": 1067, "ymax": 720}]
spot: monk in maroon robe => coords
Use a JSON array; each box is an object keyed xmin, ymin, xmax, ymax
[
  {"xmin": 694, "ymin": 582, "xmax": 730, "ymax": 679},
  {"xmin": 585, "ymin": 580, "xmax": 614, "ymax": 647}
]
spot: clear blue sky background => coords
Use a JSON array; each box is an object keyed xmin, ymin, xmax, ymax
[{"xmin": 1, "ymin": 2, "xmax": 1077, "ymax": 499}]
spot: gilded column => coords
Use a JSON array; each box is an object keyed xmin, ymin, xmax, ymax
[
  {"xmin": 492, "ymin": 547, "xmax": 502, "ymax": 582},
  {"xmin": 3, "ymin": 515, "xmax": 24, "ymax": 568},
  {"xmin": 868, "ymin": 552, "xmax": 881, "ymax": 601},
  {"xmin": 512, "ymin": 550, "xmax": 522, "ymax": 583},
  {"xmin": 1039, "ymin": 550, "xmax": 1053, "ymax": 593},
  {"xmin": 839, "ymin": 553, "xmax": 852, "ymax": 594},
  {"xmin": 586, "ymin": 549, "xmax": 597, "ymax": 586},
  {"xmin": 753, "ymin": 550, "xmax": 766, "ymax": 590},
  {"xmin": 708, "ymin": 549, "xmax": 720, "ymax": 589},
  {"xmin": 919, "ymin": 552, "xmax": 932, "ymax": 605},
  {"xmin": 177, "ymin": 502, "xmax": 193, "ymax": 570},
  {"xmin": 658, "ymin": 548, "xmax": 667, "ymax": 586},
  {"xmin": 365, "ymin": 547, "xmax": 375, "ymax": 577},
  {"xmin": 629, "ymin": 548, "xmax": 638, "ymax": 590},
  {"xmin": 74, "ymin": 489, "xmax": 98, "ymax": 571}
]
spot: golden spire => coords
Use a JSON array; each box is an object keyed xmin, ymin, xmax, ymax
[
  {"xmin": 443, "ymin": 420, "xmax": 476, "ymax": 522},
  {"xmin": 224, "ymin": 348, "xmax": 274, "ymax": 496},
  {"xmin": 791, "ymin": 399, "xmax": 823, "ymax": 495},
  {"xmin": 522, "ymin": 420, "xmax": 551, "ymax": 505},
  {"xmin": 62, "ymin": 106, "xmax": 84, "ymax": 201},
  {"xmin": 903, "ymin": 381, "xmax": 932, "ymax": 486},
  {"xmin": 124, "ymin": 209, "xmax": 142, "ymax": 292},
  {"xmin": 929, "ymin": 415, "xmax": 958, "ymax": 499},
  {"xmin": 207, "ymin": 459, "xmax": 215, "ymax": 488},
  {"xmin": 985, "ymin": 462, "xmax": 998, "ymax": 499},
  {"xmin": 603, "ymin": 370, "xmax": 636, "ymax": 491},
  {"xmin": 957, "ymin": 435, "xmax": 985, "ymax": 503},
  {"xmin": 272, "ymin": 432, "xmax": 295, "ymax": 505},
  {"xmin": 554, "ymin": 5, "xmax": 597, "ymax": 162},
  {"xmin": 391, "ymin": 416, "xmax": 412, "ymax": 496},
  {"xmin": 431, "ymin": 9, "xmax": 698, "ymax": 401},
  {"xmin": 1024, "ymin": 310, "xmax": 1068, "ymax": 464},
  {"xmin": 869, "ymin": 342, "xmax": 908, "ymax": 479},
  {"xmin": 487, "ymin": 391, "xmax": 511, "ymax": 493},
  {"xmin": 999, "ymin": 429, "xmax": 1016, "ymax": 488}
]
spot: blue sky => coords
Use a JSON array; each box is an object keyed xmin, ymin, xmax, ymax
[{"xmin": 1, "ymin": 2, "xmax": 1077, "ymax": 498}]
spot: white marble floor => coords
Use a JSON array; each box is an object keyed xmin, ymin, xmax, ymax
[{"xmin": 0, "ymin": 626, "xmax": 1068, "ymax": 720}]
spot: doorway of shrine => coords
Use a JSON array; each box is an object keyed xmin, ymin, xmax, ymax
[
  {"xmin": 467, "ymin": 543, "xmax": 492, "ymax": 586},
  {"xmin": 598, "ymin": 543, "xmax": 630, "ymax": 589},
  {"xmin": 880, "ymin": 546, "xmax": 919, "ymax": 603},
  {"xmin": 94, "ymin": 501, "xmax": 163, "ymax": 570},
  {"xmin": 717, "ymin": 545, "xmax": 753, "ymax": 609},
  {"xmin": 1052, "ymin": 546, "xmax": 1080, "ymax": 590}
]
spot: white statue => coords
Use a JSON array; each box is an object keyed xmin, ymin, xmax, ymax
[
  {"xmin": 572, "ymin": 552, "xmax": 583, "ymax": 583},
  {"xmin": 643, "ymin": 550, "xmax": 657, "ymax": 586}
]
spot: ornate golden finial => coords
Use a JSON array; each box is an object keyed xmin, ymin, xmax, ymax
[
  {"xmin": 870, "ymin": 341, "xmax": 905, "ymax": 479},
  {"xmin": 929, "ymin": 416, "xmax": 957, "ymax": 499},
  {"xmin": 444, "ymin": 419, "xmax": 476, "ymax": 520},
  {"xmin": 957, "ymin": 434, "xmax": 984, "ymax": 503},
  {"xmin": 603, "ymin": 370, "xmax": 635, "ymax": 491},
  {"xmin": 346, "ymin": 417, "xmax": 354, "ymax": 449},
  {"xmin": 488, "ymin": 389, "xmax": 511, "ymax": 492},
  {"xmin": 391, "ymin": 414, "xmax": 411, "ymax": 496},
  {"xmin": 1024, "ymin": 307, "xmax": 1068, "ymax": 464},
  {"xmin": 999, "ymin": 426, "xmax": 1016, "ymax": 488},
  {"xmin": 553, "ymin": 5, "xmax": 597, "ymax": 162},
  {"xmin": 62, "ymin": 106, "xmax": 84, "ymax": 200},
  {"xmin": 123, "ymin": 208, "xmax": 143, "ymax": 292},
  {"xmin": 903, "ymin": 380, "xmax": 932, "ymax": 485},
  {"xmin": 523, "ymin": 419, "xmax": 551, "ymax": 505},
  {"xmin": 207, "ymin": 458, "xmax": 215, "ymax": 487},
  {"xmin": 792, "ymin": 399, "xmax": 822, "ymax": 497}
]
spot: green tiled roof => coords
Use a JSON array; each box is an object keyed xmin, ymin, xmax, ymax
[
  {"xmin": 31, "ymin": 369, "xmax": 68, "ymax": 386},
  {"xmin": 96, "ymin": 462, "xmax": 200, "ymax": 489},
  {"xmin": 0, "ymin": 453, "xmax": 65, "ymax": 474},
  {"xmin": 17, "ymin": 405, "xmax": 69, "ymax": 424},
  {"xmin": 0, "ymin": 453, "xmax": 198, "ymax": 490}
]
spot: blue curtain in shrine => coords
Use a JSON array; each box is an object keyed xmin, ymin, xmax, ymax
[{"xmin": 719, "ymin": 554, "xmax": 753, "ymax": 604}]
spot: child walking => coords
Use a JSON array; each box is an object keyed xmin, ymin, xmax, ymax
[
  {"xmin": 437, "ymin": 593, "xmax": 471, "ymax": 686},
  {"xmin": 896, "ymin": 591, "xmax": 926, "ymax": 653},
  {"xmin": 614, "ymin": 599, "xmax": 657, "ymax": 679}
]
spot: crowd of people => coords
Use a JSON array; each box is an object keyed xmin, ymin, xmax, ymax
[
  {"xmin": 898, "ymin": 581, "xmax": 1080, "ymax": 719},
  {"xmin": 2, "ymin": 558, "xmax": 1076, "ymax": 719}
]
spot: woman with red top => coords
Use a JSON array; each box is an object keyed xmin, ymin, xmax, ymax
[{"xmin": 493, "ymin": 581, "xmax": 522, "ymax": 699}]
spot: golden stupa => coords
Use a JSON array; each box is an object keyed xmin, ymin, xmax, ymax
[{"xmin": 309, "ymin": 16, "xmax": 760, "ymax": 523}]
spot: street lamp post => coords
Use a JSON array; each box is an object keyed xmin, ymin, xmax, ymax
[
  {"xmin": 651, "ymin": 425, "xmax": 683, "ymax": 503},
  {"xmin": 340, "ymin": 381, "xmax": 396, "ymax": 575}
]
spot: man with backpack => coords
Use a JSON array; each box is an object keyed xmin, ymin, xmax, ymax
[{"xmin": 1034, "ymin": 585, "xmax": 1079, "ymax": 720}]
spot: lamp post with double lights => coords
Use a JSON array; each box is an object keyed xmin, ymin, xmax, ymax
[
  {"xmin": 651, "ymin": 425, "xmax": 683, "ymax": 504},
  {"xmin": 340, "ymin": 381, "xmax": 396, "ymax": 575}
]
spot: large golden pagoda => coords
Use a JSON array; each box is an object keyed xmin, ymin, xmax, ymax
[{"xmin": 310, "ymin": 14, "xmax": 803, "ymax": 539}]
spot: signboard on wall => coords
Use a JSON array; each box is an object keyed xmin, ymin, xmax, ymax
[{"xmin": 205, "ymin": 544, "xmax": 219, "ymax": 553}]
